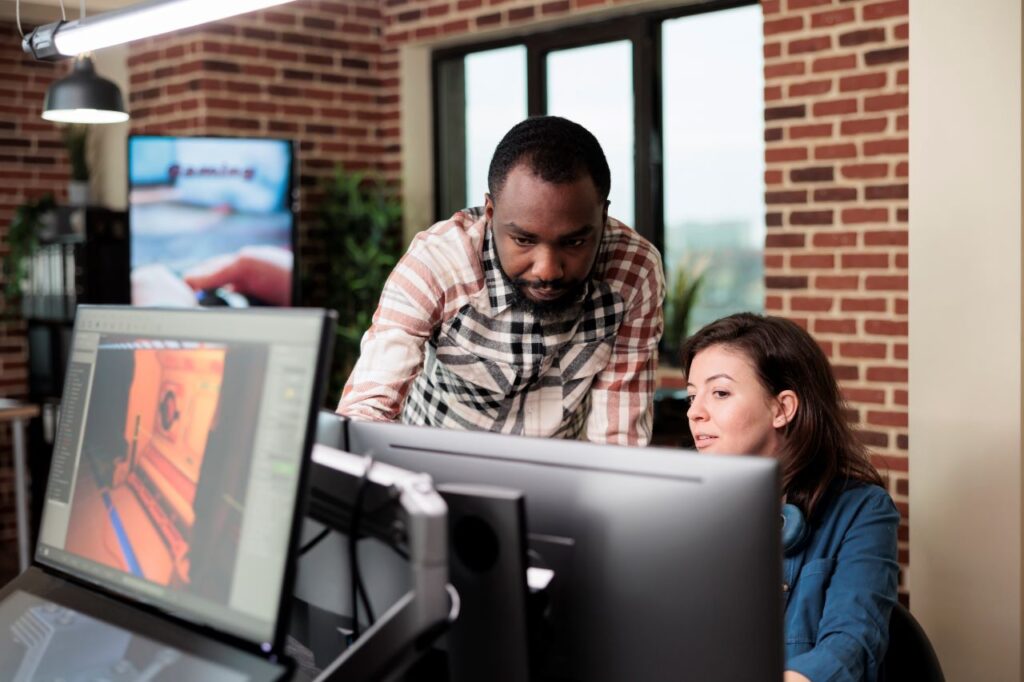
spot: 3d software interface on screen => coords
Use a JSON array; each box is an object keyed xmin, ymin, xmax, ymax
[{"xmin": 34, "ymin": 309, "xmax": 321, "ymax": 646}]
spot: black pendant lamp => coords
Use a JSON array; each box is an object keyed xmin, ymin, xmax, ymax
[{"xmin": 42, "ymin": 55, "xmax": 128, "ymax": 124}]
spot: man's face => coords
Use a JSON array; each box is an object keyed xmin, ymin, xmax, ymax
[{"xmin": 485, "ymin": 164, "xmax": 607, "ymax": 314}]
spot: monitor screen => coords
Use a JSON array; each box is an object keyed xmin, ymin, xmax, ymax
[
  {"xmin": 128, "ymin": 136, "xmax": 295, "ymax": 308},
  {"xmin": 333, "ymin": 418, "xmax": 784, "ymax": 682},
  {"xmin": 0, "ymin": 590, "xmax": 251, "ymax": 681},
  {"xmin": 35, "ymin": 306, "xmax": 331, "ymax": 652}
]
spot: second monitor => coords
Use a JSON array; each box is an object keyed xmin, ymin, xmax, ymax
[{"xmin": 319, "ymin": 416, "xmax": 783, "ymax": 682}]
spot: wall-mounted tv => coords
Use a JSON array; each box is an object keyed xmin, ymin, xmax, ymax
[{"xmin": 128, "ymin": 135, "xmax": 295, "ymax": 307}]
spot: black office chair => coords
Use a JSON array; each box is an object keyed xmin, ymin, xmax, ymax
[{"xmin": 879, "ymin": 602, "xmax": 945, "ymax": 682}]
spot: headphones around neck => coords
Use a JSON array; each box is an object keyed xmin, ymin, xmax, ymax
[{"xmin": 781, "ymin": 503, "xmax": 809, "ymax": 557}]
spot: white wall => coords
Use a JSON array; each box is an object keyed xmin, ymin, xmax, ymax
[{"xmin": 909, "ymin": 2, "xmax": 1022, "ymax": 680}]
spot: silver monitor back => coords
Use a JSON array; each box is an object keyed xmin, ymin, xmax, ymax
[{"xmin": 333, "ymin": 417, "xmax": 783, "ymax": 682}]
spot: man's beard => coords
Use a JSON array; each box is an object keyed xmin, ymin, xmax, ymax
[{"xmin": 497, "ymin": 259, "xmax": 588, "ymax": 320}]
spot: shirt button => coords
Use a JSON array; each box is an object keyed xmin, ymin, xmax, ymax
[{"xmin": 782, "ymin": 583, "xmax": 789, "ymax": 592}]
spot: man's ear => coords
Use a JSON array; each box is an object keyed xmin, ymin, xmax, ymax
[
  {"xmin": 602, "ymin": 199, "xmax": 609, "ymax": 226},
  {"xmin": 772, "ymin": 390, "xmax": 799, "ymax": 429},
  {"xmin": 484, "ymin": 193, "xmax": 495, "ymax": 221}
]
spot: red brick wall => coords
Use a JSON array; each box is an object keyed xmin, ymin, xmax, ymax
[
  {"xmin": 760, "ymin": 0, "xmax": 909, "ymax": 599},
  {"xmin": 0, "ymin": 22, "xmax": 72, "ymax": 546}
]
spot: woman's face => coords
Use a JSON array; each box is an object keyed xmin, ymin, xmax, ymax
[{"xmin": 685, "ymin": 344, "xmax": 792, "ymax": 457}]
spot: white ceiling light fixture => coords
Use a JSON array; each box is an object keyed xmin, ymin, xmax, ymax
[{"xmin": 23, "ymin": 0, "xmax": 297, "ymax": 61}]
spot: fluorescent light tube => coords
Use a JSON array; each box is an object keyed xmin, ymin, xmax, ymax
[{"xmin": 28, "ymin": 0, "xmax": 296, "ymax": 59}]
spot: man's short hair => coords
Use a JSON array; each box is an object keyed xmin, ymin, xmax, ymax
[{"xmin": 487, "ymin": 116, "xmax": 611, "ymax": 202}]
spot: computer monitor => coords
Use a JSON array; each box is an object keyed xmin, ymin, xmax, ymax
[
  {"xmin": 31, "ymin": 305, "xmax": 334, "ymax": 655},
  {"xmin": 338, "ymin": 418, "xmax": 783, "ymax": 682}
]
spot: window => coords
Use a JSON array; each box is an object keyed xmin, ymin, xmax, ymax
[{"xmin": 434, "ymin": 1, "xmax": 763, "ymax": 343}]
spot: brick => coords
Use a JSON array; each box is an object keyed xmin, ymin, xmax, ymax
[
  {"xmin": 815, "ymin": 187, "xmax": 858, "ymax": 202},
  {"xmin": 812, "ymin": 8, "xmax": 856, "ymax": 28},
  {"xmin": 791, "ymin": 254, "xmax": 834, "ymax": 268},
  {"xmin": 894, "ymin": 390, "xmax": 909, "ymax": 406},
  {"xmin": 866, "ymin": 319, "xmax": 908, "ymax": 336},
  {"xmin": 894, "ymin": 344, "xmax": 908, "ymax": 360},
  {"xmin": 864, "ymin": 139, "xmax": 908, "ymax": 156},
  {"xmin": 816, "ymin": 143, "xmax": 858, "ymax": 160},
  {"xmin": 766, "ymin": 104, "xmax": 807, "ymax": 121},
  {"xmin": 866, "ymin": 46, "xmax": 909, "ymax": 66},
  {"xmin": 813, "ymin": 55, "xmax": 857, "ymax": 73},
  {"xmin": 765, "ymin": 86, "xmax": 783, "ymax": 101},
  {"xmin": 791, "ymin": 297, "xmax": 834, "ymax": 312},
  {"xmin": 858, "ymin": 430, "xmax": 889, "ymax": 447},
  {"xmin": 766, "ymin": 276, "xmax": 809, "ymax": 289},
  {"xmin": 839, "ymin": 28, "xmax": 886, "ymax": 47},
  {"xmin": 766, "ymin": 233, "xmax": 806, "ymax": 248},
  {"xmin": 788, "ymin": 0, "xmax": 832, "ymax": 9},
  {"xmin": 842, "ymin": 253, "xmax": 889, "ymax": 268},
  {"xmin": 866, "ymin": 184, "xmax": 908, "ymax": 200},
  {"xmin": 894, "ymin": 23, "xmax": 909, "ymax": 40},
  {"xmin": 789, "ymin": 36, "xmax": 832, "ymax": 55},
  {"xmin": 789, "ymin": 123, "xmax": 833, "ymax": 139},
  {"xmin": 865, "ymin": 93, "xmax": 908, "ymax": 112},
  {"xmin": 791, "ymin": 210, "xmax": 834, "ymax": 225},
  {"xmin": 865, "ymin": 230, "xmax": 908, "ymax": 246},
  {"xmin": 868, "ymin": 411, "xmax": 908, "ymax": 428},
  {"xmin": 765, "ymin": 16, "xmax": 804, "ymax": 35},
  {"xmin": 766, "ymin": 147, "xmax": 809, "ymax": 163},
  {"xmin": 791, "ymin": 166, "xmax": 834, "ymax": 182},
  {"xmin": 766, "ymin": 190, "xmax": 808, "ymax": 204},
  {"xmin": 840, "ymin": 342, "xmax": 887, "ymax": 359},
  {"xmin": 841, "ymin": 163, "xmax": 889, "ymax": 179},
  {"xmin": 865, "ymin": 275, "xmax": 908, "ymax": 291},
  {"xmin": 813, "ymin": 98, "xmax": 858, "ymax": 116},
  {"xmin": 770, "ymin": 62, "xmax": 806, "ymax": 78},
  {"xmin": 767, "ymin": 212, "xmax": 783, "ymax": 227},
  {"xmin": 842, "ymin": 208, "xmax": 888, "ymax": 224},
  {"xmin": 789, "ymin": 80, "xmax": 832, "ymax": 97},
  {"xmin": 864, "ymin": 0, "xmax": 908, "ymax": 21},
  {"xmin": 840, "ymin": 73, "xmax": 887, "ymax": 92},
  {"xmin": 814, "ymin": 231, "xmax": 858, "ymax": 247},
  {"xmin": 842, "ymin": 298, "xmax": 888, "ymax": 313},
  {"xmin": 816, "ymin": 275, "xmax": 859, "ymax": 290},
  {"xmin": 844, "ymin": 387, "xmax": 886, "ymax": 403},
  {"xmin": 766, "ymin": 169, "xmax": 784, "ymax": 184},
  {"xmin": 841, "ymin": 117, "xmax": 888, "ymax": 135},
  {"xmin": 765, "ymin": 127, "xmax": 784, "ymax": 142},
  {"xmin": 833, "ymin": 365, "xmax": 859, "ymax": 381}
]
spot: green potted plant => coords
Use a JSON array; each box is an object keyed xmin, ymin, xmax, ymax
[
  {"xmin": 2, "ymin": 193, "xmax": 56, "ymax": 313},
  {"xmin": 62, "ymin": 124, "xmax": 89, "ymax": 206},
  {"xmin": 661, "ymin": 257, "xmax": 707, "ymax": 366},
  {"xmin": 317, "ymin": 166, "xmax": 403, "ymax": 404}
]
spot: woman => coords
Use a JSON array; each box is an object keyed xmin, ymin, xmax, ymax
[{"xmin": 680, "ymin": 313, "xmax": 899, "ymax": 682}]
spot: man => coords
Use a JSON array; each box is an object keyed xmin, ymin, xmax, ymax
[{"xmin": 338, "ymin": 116, "xmax": 665, "ymax": 446}]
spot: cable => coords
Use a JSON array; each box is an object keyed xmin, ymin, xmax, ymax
[
  {"xmin": 15, "ymin": 0, "xmax": 23, "ymax": 38},
  {"xmin": 58, "ymin": 0, "xmax": 66, "ymax": 21},
  {"xmin": 298, "ymin": 527, "xmax": 330, "ymax": 556},
  {"xmin": 349, "ymin": 455, "xmax": 376, "ymax": 640}
]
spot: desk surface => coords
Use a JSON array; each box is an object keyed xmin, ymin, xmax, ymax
[{"xmin": 0, "ymin": 399, "xmax": 39, "ymax": 421}]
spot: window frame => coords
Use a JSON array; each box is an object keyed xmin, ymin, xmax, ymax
[{"xmin": 431, "ymin": 0, "xmax": 758, "ymax": 262}]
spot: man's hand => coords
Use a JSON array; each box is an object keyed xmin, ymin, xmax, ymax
[
  {"xmin": 131, "ymin": 263, "xmax": 199, "ymax": 307},
  {"xmin": 183, "ymin": 245, "xmax": 293, "ymax": 306}
]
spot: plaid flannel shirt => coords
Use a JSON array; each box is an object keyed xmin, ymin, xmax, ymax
[{"xmin": 337, "ymin": 208, "xmax": 665, "ymax": 446}]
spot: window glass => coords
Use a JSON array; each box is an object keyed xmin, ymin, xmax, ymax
[
  {"xmin": 662, "ymin": 5, "xmax": 764, "ymax": 338},
  {"xmin": 465, "ymin": 46, "xmax": 528, "ymax": 209},
  {"xmin": 546, "ymin": 41, "xmax": 635, "ymax": 228}
]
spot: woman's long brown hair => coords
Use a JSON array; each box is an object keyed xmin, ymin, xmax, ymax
[{"xmin": 680, "ymin": 313, "xmax": 883, "ymax": 522}]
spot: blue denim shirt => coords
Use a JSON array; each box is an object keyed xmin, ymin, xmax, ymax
[{"xmin": 784, "ymin": 483, "xmax": 900, "ymax": 682}]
